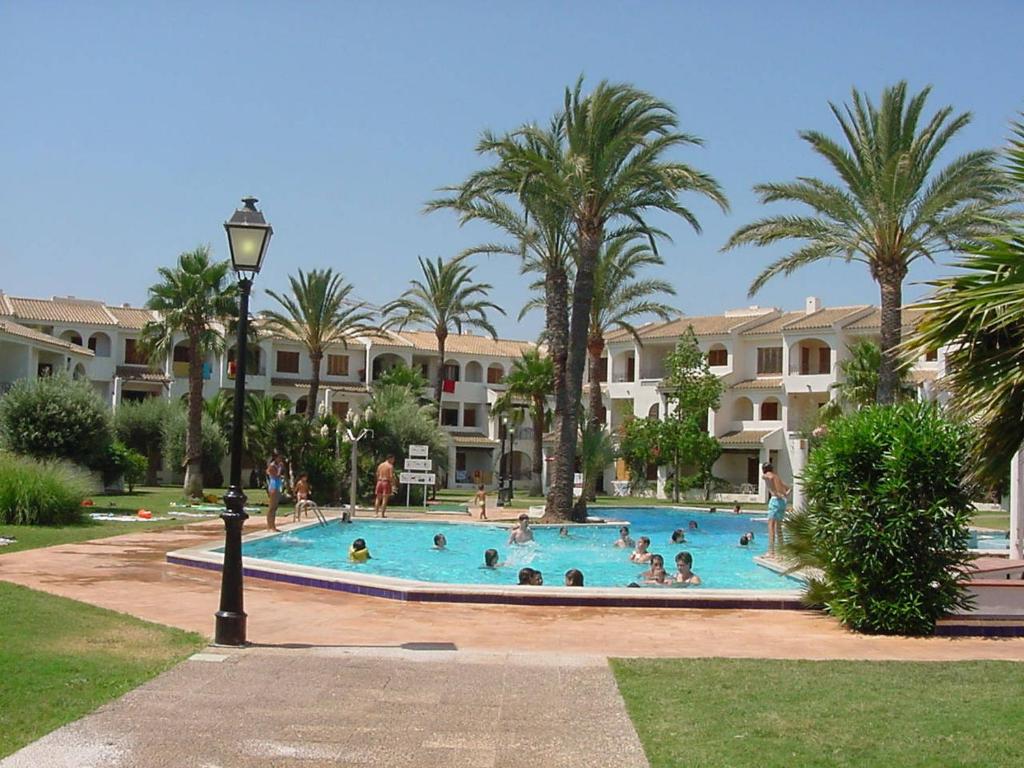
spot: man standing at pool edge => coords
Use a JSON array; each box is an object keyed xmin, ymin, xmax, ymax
[
  {"xmin": 375, "ymin": 455, "xmax": 396, "ymax": 518},
  {"xmin": 762, "ymin": 462, "xmax": 790, "ymax": 559}
]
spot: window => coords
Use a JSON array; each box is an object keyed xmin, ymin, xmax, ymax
[
  {"xmin": 441, "ymin": 408, "xmax": 459, "ymax": 426},
  {"xmin": 276, "ymin": 350, "xmax": 300, "ymax": 374},
  {"xmin": 442, "ymin": 362, "xmax": 460, "ymax": 382},
  {"xmin": 819, "ymin": 347, "xmax": 831, "ymax": 373},
  {"xmin": 327, "ymin": 354, "xmax": 349, "ymax": 376},
  {"xmin": 757, "ymin": 347, "xmax": 782, "ymax": 374},
  {"xmin": 456, "ymin": 450, "xmax": 467, "ymax": 472},
  {"xmin": 707, "ymin": 347, "xmax": 728, "ymax": 367},
  {"xmin": 124, "ymin": 338, "xmax": 148, "ymax": 365},
  {"xmin": 925, "ymin": 348, "xmax": 938, "ymax": 362},
  {"xmin": 173, "ymin": 345, "xmax": 190, "ymax": 363},
  {"xmin": 487, "ymin": 364, "xmax": 504, "ymax": 384},
  {"xmin": 331, "ymin": 401, "xmax": 349, "ymax": 418},
  {"xmin": 463, "ymin": 407, "xmax": 477, "ymax": 427},
  {"xmin": 761, "ymin": 400, "xmax": 780, "ymax": 420}
]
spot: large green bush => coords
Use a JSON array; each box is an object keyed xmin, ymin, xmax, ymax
[
  {"xmin": 0, "ymin": 374, "xmax": 113, "ymax": 468},
  {"xmin": 162, "ymin": 408, "xmax": 228, "ymax": 489},
  {"xmin": 114, "ymin": 397, "xmax": 174, "ymax": 484},
  {"xmin": 0, "ymin": 453, "xmax": 93, "ymax": 525},
  {"xmin": 787, "ymin": 402, "xmax": 975, "ymax": 635}
]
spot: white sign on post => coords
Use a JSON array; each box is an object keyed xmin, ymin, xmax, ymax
[
  {"xmin": 408, "ymin": 444, "xmax": 429, "ymax": 458},
  {"xmin": 400, "ymin": 472, "xmax": 437, "ymax": 485},
  {"xmin": 404, "ymin": 458, "xmax": 433, "ymax": 471}
]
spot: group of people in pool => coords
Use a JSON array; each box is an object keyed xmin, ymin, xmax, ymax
[{"xmin": 345, "ymin": 513, "xmax": 707, "ymax": 587}]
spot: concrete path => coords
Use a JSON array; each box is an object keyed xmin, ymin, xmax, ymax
[{"xmin": 0, "ymin": 647, "xmax": 648, "ymax": 768}]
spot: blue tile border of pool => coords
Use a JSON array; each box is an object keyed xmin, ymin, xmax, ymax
[{"xmin": 165, "ymin": 554, "xmax": 809, "ymax": 611}]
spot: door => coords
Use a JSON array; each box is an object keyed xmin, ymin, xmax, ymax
[{"xmin": 746, "ymin": 456, "xmax": 759, "ymax": 486}]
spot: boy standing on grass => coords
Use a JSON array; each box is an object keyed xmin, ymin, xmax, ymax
[{"xmin": 762, "ymin": 462, "xmax": 791, "ymax": 559}]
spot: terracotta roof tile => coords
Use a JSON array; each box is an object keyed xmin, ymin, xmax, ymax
[
  {"xmin": 115, "ymin": 365, "xmax": 169, "ymax": 382},
  {"xmin": 731, "ymin": 378, "xmax": 784, "ymax": 391},
  {"xmin": 0, "ymin": 318, "xmax": 95, "ymax": 356},
  {"xmin": 448, "ymin": 432, "xmax": 499, "ymax": 447},
  {"xmin": 105, "ymin": 306, "xmax": 158, "ymax": 330},
  {"xmin": 270, "ymin": 378, "xmax": 368, "ymax": 393},
  {"xmin": 397, "ymin": 330, "xmax": 535, "ymax": 358},
  {"xmin": 718, "ymin": 429, "xmax": 780, "ymax": 446},
  {"xmin": 740, "ymin": 312, "xmax": 806, "ymax": 336},
  {"xmin": 783, "ymin": 306, "xmax": 872, "ymax": 331},
  {"xmin": 2, "ymin": 296, "xmax": 117, "ymax": 325},
  {"xmin": 842, "ymin": 307, "xmax": 927, "ymax": 332}
]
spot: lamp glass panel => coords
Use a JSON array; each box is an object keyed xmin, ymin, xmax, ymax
[{"xmin": 229, "ymin": 227, "xmax": 267, "ymax": 270}]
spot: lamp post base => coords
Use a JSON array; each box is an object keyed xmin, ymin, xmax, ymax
[{"xmin": 213, "ymin": 610, "xmax": 248, "ymax": 647}]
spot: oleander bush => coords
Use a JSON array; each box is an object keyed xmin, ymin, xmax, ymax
[
  {"xmin": 0, "ymin": 374, "xmax": 113, "ymax": 468},
  {"xmin": 785, "ymin": 401, "xmax": 975, "ymax": 635},
  {"xmin": 103, "ymin": 441, "xmax": 148, "ymax": 492},
  {"xmin": 162, "ymin": 408, "xmax": 227, "ymax": 489},
  {"xmin": 0, "ymin": 453, "xmax": 93, "ymax": 525}
]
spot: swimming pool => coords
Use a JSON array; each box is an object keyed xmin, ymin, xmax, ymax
[{"xmin": 235, "ymin": 508, "xmax": 794, "ymax": 590}]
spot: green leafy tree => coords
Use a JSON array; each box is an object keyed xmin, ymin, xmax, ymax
[
  {"xmin": 264, "ymin": 269, "xmax": 377, "ymax": 421},
  {"xmin": 572, "ymin": 424, "xmax": 617, "ymax": 519},
  {"xmin": 162, "ymin": 406, "xmax": 228, "ymax": 491},
  {"xmin": 434, "ymin": 78, "xmax": 726, "ymax": 521},
  {"xmin": 493, "ymin": 349, "xmax": 553, "ymax": 496},
  {"xmin": 114, "ymin": 397, "xmax": 174, "ymax": 484},
  {"xmin": 903, "ymin": 117, "xmax": 1024, "ymax": 483},
  {"xmin": 725, "ymin": 81, "xmax": 1016, "ymax": 405},
  {"xmin": 203, "ymin": 390, "xmax": 235, "ymax": 446},
  {"xmin": 784, "ymin": 402, "xmax": 974, "ymax": 635},
  {"xmin": 0, "ymin": 373, "xmax": 112, "ymax": 469},
  {"xmin": 660, "ymin": 328, "xmax": 724, "ymax": 502},
  {"xmin": 619, "ymin": 417, "xmax": 663, "ymax": 494},
  {"xmin": 832, "ymin": 340, "xmax": 914, "ymax": 411},
  {"xmin": 142, "ymin": 245, "xmax": 237, "ymax": 496},
  {"xmin": 382, "ymin": 255, "xmax": 504, "ymax": 413}
]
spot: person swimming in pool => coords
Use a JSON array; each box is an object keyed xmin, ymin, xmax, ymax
[
  {"xmin": 348, "ymin": 538, "xmax": 371, "ymax": 562},
  {"xmin": 629, "ymin": 536, "xmax": 652, "ymax": 564},
  {"xmin": 640, "ymin": 553, "xmax": 667, "ymax": 582},
  {"xmin": 673, "ymin": 551, "xmax": 701, "ymax": 586},
  {"xmin": 508, "ymin": 514, "xmax": 534, "ymax": 545},
  {"xmin": 670, "ymin": 529, "xmax": 686, "ymax": 544},
  {"xmin": 614, "ymin": 526, "xmax": 635, "ymax": 548},
  {"xmin": 517, "ymin": 567, "xmax": 543, "ymax": 586},
  {"xmin": 564, "ymin": 568, "xmax": 584, "ymax": 587},
  {"xmin": 482, "ymin": 548, "xmax": 503, "ymax": 568},
  {"xmin": 432, "ymin": 533, "xmax": 447, "ymax": 550}
]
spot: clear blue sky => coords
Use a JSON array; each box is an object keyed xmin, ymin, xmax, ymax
[{"xmin": 2, "ymin": 1, "xmax": 1022, "ymax": 339}]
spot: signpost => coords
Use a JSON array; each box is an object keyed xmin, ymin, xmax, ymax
[{"xmin": 404, "ymin": 445, "xmax": 433, "ymax": 507}]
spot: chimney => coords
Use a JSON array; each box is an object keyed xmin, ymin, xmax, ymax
[{"xmin": 805, "ymin": 296, "xmax": 822, "ymax": 315}]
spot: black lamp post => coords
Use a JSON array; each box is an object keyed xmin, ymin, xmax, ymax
[
  {"xmin": 508, "ymin": 422, "xmax": 516, "ymax": 502},
  {"xmin": 497, "ymin": 415, "xmax": 508, "ymax": 507},
  {"xmin": 215, "ymin": 196, "xmax": 272, "ymax": 647}
]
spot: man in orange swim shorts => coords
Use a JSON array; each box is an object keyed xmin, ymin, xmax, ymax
[{"xmin": 374, "ymin": 455, "xmax": 396, "ymax": 518}]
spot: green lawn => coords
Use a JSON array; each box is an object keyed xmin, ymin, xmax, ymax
[
  {"xmin": 972, "ymin": 511, "xmax": 1010, "ymax": 531},
  {"xmin": 0, "ymin": 485, "xmax": 273, "ymax": 555},
  {"xmin": 613, "ymin": 658, "xmax": 1024, "ymax": 768},
  {"xmin": 0, "ymin": 582, "xmax": 204, "ymax": 758}
]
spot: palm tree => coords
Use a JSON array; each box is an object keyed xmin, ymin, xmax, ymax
[
  {"xmin": 493, "ymin": 349, "xmax": 553, "ymax": 496},
  {"xmin": 141, "ymin": 245, "xmax": 237, "ymax": 497},
  {"xmin": 437, "ymin": 79, "xmax": 726, "ymax": 520},
  {"xmin": 264, "ymin": 269, "xmax": 376, "ymax": 420},
  {"xmin": 832, "ymin": 340, "xmax": 914, "ymax": 410},
  {"xmin": 382, "ymin": 255, "xmax": 504, "ymax": 415},
  {"xmin": 725, "ymin": 81, "xmax": 1015, "ymax": 405}
]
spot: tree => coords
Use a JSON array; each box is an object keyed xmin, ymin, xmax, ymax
[
  {"xmin": 619, "ymin": 416, "xmax": 662, "ymax": 494},
  {"xmin": 114, "ymin": 396, "xmax": 175, "ymax": 484},
  {"xmin": 142, "ymin": 245, "xmax": 237, "ymax": 497},
  {"xmin": 264, "ymin": 269, "xmax": 376, "ymax": 420},
  {"xmin": 831, "ymin": 340, "xmax": 914, "ymax": 411},
  {"xmin": 903, "ymin": 116, "xmax": 1024, "ymax": 484},
  {"xmin": 439, "ymin": 78, "xmax": 726, "ymax": 521},
  {"xmin": 660, "ymin": 329, "xmax": 724, "ymax": 502},
  {"xmin": 382, "ymin": 255, "xmax": 504, "ymax": 415},
  {"xmin": 493, "ymin": 349, "xmax": 553, "ymax": 496},
  {"xmin": 725, "ymin": 81, "xmax": 1015, "ymax": 405},
  {"xmin": 574, "ymin": 423, "xmax": 616, "ymax": 519}
]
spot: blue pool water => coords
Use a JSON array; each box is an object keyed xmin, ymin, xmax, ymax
[{"xmin": 239, "ymin": 508, "xmax": 797, "ymax": 590}]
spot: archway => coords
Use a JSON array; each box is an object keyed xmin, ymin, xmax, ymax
[
  {"xmin": 371, "ymin": 353, "xmax": 405, "ymax": 381},
  {"xmin": 790, "ymin": 338, "xmax": 832, "ymax": 375},
  {"xmin": 760, "ymin": 397, "xmax": 781, "ymax": 421},
  {"xmin": 648, "ymin": 403, "xmax": 660, "ymax": 420},
  {"xmin": 731, "ymin": 397, "xmax": 754, "ymax": 421},
  {"xmin": 87, "ymin": 332, "xmax": 111, "ymax": 357},
  {"xmin": 464, "ymin": 361, "xmax": 483, "ymax": 383},
  {"xmin": 60, "ymin": 330, "xmax": 83, "ymax": 346},
  {"xmin": 486, "ymin": 363, "xmax": 505, "ymax": 384}
]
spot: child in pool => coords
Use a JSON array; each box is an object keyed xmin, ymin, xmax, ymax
[
  {"xmin": 739, "ymin": 531, "xmax": 755, "ymax": 547},
  {"xmin": 629, "ymin": 536, "xmax": 652, "ymax": 564},
  {"xmin": 674, "ymin": 551, "xmax": 701, "ymax": 586},
  {"xmin": 732, "ymin": 503, "xmax": 742, "ymax": 515},
  {"xmin": 640, "ymin": 554, "xmax": 666, "ymax": 582},
  {"xmin": 614, "ymin": 526, "xmax": 635, "ymax": 548},
  {"xmin": 517, "ymin": 567, "xmax": 543, "ymax": 586},
  {"xmin": 348, "ymin": 538, "xmax": 371, "ymax": 562},
  {"xmin": 432, "ymin": 533, "xmax": 447, "ymax": 550},
  {"xmin": 564, "ymin": 568, "xmax": 584, "ymax": 587},
  {"xmin": 559, "ymin": 526, "xmax": 571, "ymax": 538},
  {"xmin": 483, "ymin": 548, "xmax": 502, "ymax": 568},
  {"xmin": 473, "ymin": 484, "xmax": 488, "ymax": 520},
  {"xmin": 688, "ymin": 520, "xmax": 699, "ymax": 531},
  {"xmin": 670, "ymin": 529, "xmax": 686, "ymax": 544},
  {"xmin": 508, "ymin": 514, "xmax": 534, "ymax": 545}
]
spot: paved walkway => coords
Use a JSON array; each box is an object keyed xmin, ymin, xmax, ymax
[
  {"xmin": 0, "ymin": 647, "xmax": 647, "ymax": 768},
  {"xmin": 2, "ymin": 524, "xmax": 1024, "ymax": 660}
]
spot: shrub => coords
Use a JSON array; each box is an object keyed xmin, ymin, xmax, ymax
[
  {"xmin": 103, "ymin": 441, "xmax": 148, "ymax": 492},
  {"xmin": 0, "ymin": 374, "xmax": 113, "ymax": 468},
  {"xmin": 114, "ymin": 397, "xmax": 174, "ymax": 484},
  {"xmin": 0, "ymin": 453, "xmax": 94, "ymax": 525},
  {"xmin": 787, "ymin": 402, "xmax": 975, "ymax": 635},
  {"xmin": 162, "ymin": 408, "xmax": 228, "ymax": 489},
  {"xmin": 299, "ymin": 445, "xmax": 346, "ymax": 505}
]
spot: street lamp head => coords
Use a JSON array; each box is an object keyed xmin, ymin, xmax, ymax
[{"xmin": 224, "ymin": 196, "xmax": 272, "ymax": 275}]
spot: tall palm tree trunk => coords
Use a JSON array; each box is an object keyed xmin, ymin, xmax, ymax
[
  {"xmin": 530, "ymin": 394, "xmax": 544, "ymax": 496},
  {"xmin": 435, "ymin": 330, "xmax": 448, "ymax": 424},
  {"xmin": 587, "ymin": 335, "xmax": 605, "ymax": 429},
  {"xmin": 876, "ymin": 268, "xmax": 906, "ymax": 405},
  {"xmin": 549, "ymin": 227, "xmax": 601, "ymax": 522},
  {"xmin": 307, "ymin": 351, "xmax": 322, "ymax": 420},
  {"xmin": 184, "ymin": 337, "xmax": 204, "ymax": 497},
  {"xmin": 544, "ymin": 266, "xmax": 577, "ymax": 524}
]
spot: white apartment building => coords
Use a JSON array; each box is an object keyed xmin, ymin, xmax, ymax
[
  {"xmin": 0, "ymin": 293, "xmax": 536, "ymax": 491},
  {"xmin": 595, "ymin": 296, "xmax": 941, "ymax": 501}
]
